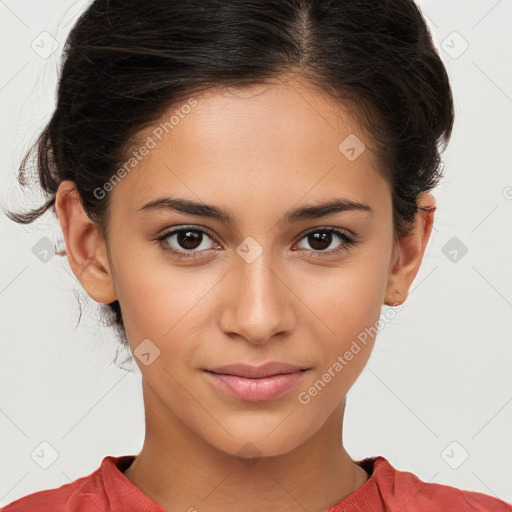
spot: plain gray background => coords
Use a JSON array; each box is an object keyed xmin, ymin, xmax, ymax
[{"xmin": 1, "ymin": 0, "xmax": 511, "ymax": 507}]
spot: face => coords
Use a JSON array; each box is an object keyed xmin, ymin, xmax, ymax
[{"xmin": 57, "ymin": 76, "xmax": 433, "ymax": 459}]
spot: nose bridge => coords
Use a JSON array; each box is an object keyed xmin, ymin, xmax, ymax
[{"xmin": 221, "ymin": 240, "xmax": 294, "ymax": 344}]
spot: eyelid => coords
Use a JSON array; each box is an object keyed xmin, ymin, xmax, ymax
[
  {"xmin": 157, "ymin": 224, "xmax": 219, "ymax": 242},
  {"xmin": 157, "ymin": 224, "xmax": 356, "ymax": 242},
  {"xmin": 296, "ymin": 225, "xmax": 356, "ymax": 241}
]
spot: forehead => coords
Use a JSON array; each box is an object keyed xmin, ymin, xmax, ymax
[{"xmin": 110, "ymin": 77, "xmax": 390, "ymax": 217}]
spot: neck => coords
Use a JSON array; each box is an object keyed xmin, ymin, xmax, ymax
[{"xmin": 123, "ymin": 380, "xmax": 369, "ymax": 512}]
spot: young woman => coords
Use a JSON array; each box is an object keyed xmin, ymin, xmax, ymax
[{"xmin": 3, "ymin": 0, "xmax": 511, "ymax": 511}]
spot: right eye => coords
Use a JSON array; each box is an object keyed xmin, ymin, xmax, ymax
[{"xmin": 156, "ymin": 225, "xmax": 221, "ymax": 259}]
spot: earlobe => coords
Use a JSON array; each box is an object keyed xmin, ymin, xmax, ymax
[
  {"xmin": 54, "ymin": 180, "xmax": 118, "ymax": 305},
  {"xmin": 384, "ymin": 193, "xmax": 436, "ymax": 306}
]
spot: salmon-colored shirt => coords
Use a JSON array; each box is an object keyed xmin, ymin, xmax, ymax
[{"xmin": 2, "ymin": 455, "xmax": 510, "ymax": 511}]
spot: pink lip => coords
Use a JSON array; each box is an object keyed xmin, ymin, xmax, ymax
[{"xmin": 204, "ymin": 362, "xmax": 309, "ymax": 402}]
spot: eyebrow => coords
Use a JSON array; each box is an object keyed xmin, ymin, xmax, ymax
[{"xmin": 137, "ymin": 196, "xmax": 373, "ymax": 223}]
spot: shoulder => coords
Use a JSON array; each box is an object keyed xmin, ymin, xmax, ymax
[
  {"xmin": 0, "ymin": 456, "xmax": 122, "ymax": 512},
  {"xmin": 366, "ymin": 456, "xmax": 512, "ymax": 511}
]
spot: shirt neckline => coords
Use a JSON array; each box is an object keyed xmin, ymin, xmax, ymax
[{"xmin": 103, "ymin": 454, "xmax": 390, "ymax": 511}]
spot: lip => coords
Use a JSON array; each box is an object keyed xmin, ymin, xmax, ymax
[{"xmin": 204, "ymin": 362, "xmax": 310, "ymax": 402}]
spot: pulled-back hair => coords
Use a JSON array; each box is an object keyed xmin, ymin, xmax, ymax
[{"xmin": 3, "ymin": 0, "xmax": 455, "ymax": 355}]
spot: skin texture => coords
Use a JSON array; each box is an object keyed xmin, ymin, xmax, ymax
[{"xmin": 54, "ymin": 75, "xmax": 436, "ymax": 512}]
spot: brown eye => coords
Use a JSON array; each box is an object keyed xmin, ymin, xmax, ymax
[
  {"xmin": 307, "ymin": 231, "xmax": 333, "ymax": 251},
  {"xmin": 157, "ymin": 226, "xmax": 219, "ymax": 258},
  {"xmin": 176, "ymin": 229, "xmax": 204, "ymax": 250},
  {"xmin": 295, "ymin": 227, "xmax": 357, "ymax": 256}
]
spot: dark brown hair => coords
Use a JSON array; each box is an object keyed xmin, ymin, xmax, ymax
[{"xmin": 3, "ymin": 0, "xmax": 455, "ymax": 360}]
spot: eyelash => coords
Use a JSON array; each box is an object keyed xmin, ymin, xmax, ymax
[{"xmin": 155, "ymin": 225, "xmax": 358, "ymax": 260}]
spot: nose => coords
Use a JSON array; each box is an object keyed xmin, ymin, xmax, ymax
[{"xmin": 218, "ymin": 251, "xmax": 296, "ymax": 345}]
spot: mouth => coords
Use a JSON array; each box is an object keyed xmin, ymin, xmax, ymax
[{"xmin": 203, "ymin": 362, "xmax": 310, "ymax": 402}]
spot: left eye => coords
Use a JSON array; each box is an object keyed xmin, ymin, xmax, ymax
[{"xmin": 295, "ymin": 227, "xmax": 357, "ymax": 254}]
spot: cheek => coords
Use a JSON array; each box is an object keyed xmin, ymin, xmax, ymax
[
  {"xmin": 314, "ymin": 259, "xmax": 389, "ymax": 338},
  {"xmin": 110, "ymin": 247, "xmax": 221, "ymax": 364},
  {"xmin": 306, "ymin": 252, "xmax": 391, "ymax": 388},
  {"xmin": 297, "ymin": 285, "xmax": 381, "ymax": 418}
]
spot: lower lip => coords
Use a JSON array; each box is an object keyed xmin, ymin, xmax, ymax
[{"xmin": 204, "ymin": 370, "xmax": 308, "ymax": 402}]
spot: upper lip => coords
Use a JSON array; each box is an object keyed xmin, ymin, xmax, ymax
[{"xmin": 205, "ymin": 362, "xmax": 309, "ymax": 378}]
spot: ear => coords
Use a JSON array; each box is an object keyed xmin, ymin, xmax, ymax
[
  {"xmin": 54, "ymin": 180, "xmax": 118, "ymax": 305},
  {"xmin": 384, "ymin": 192, "xmax": 436, "ymax": 306}
]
